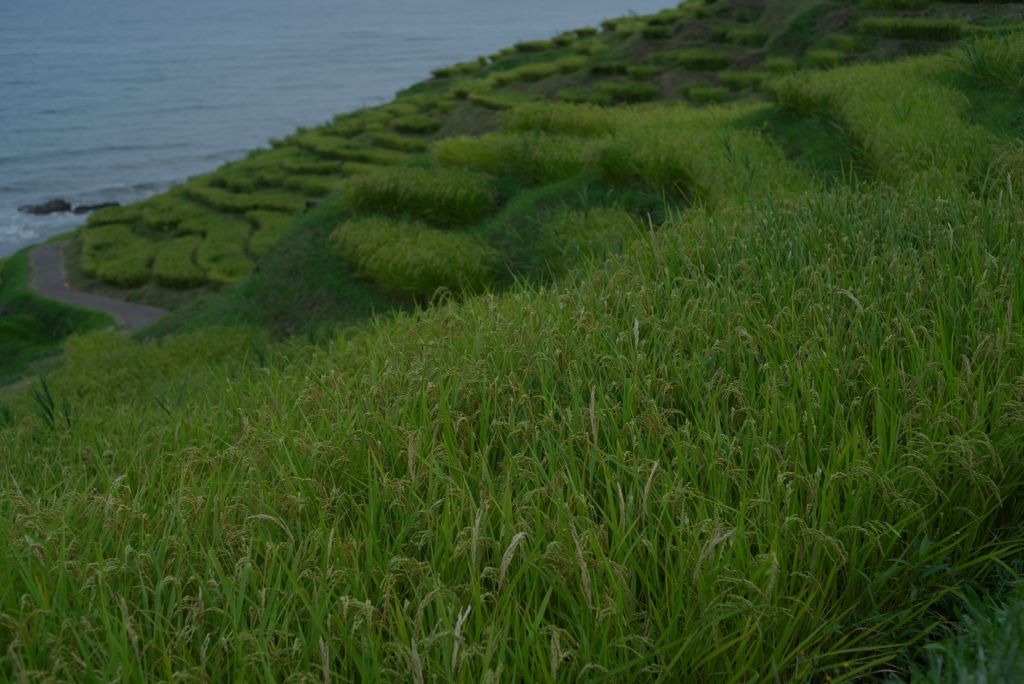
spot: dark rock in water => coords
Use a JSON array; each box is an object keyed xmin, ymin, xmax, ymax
[
  {"xmin": 73, "ymin": 201, "xmax": 121, "ymax": 215},
  {"xmin": 18, "ymin": 199, "xmax": 72, "ymax": 215}
]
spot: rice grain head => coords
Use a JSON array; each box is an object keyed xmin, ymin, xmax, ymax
[
  {"xmin": 571, "ymin": 530, "xmax": 593, "ymax": 611},
  {"xmin": 499, "ymin": 532, "xmax": 527, "ymax": 586}
]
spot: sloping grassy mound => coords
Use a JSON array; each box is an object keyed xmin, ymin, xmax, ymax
[
  {"xmin": 152, "ymin": 236, "xmax": 205, "ymax": 289},
  {"xmin": 144, "ymin": 203, "xmax": 406, "ymax": 338},
  {"xmin": 329, "ymin": 216, "xmax": 498, "ymax": 300},
  {"xmin": 860, "ymin": 17, "xmax": 966, "ymax": 41},
  {"xmin": 534, "ymin": 205, "xmax": 637, "ymax": 276},
  {"xmin": 195, "ymin": 222, "xmax": 253, "ymax": 286},
  {"xmin": 10, "ymin": 10, "xmax": 1024, "ymax": 681},
  {"xmin": 957, "ymin": 34, "xmax": 1024, "ymax": 95},
  {"xmin": 183, "ymin": 182, "xmax": 307, "ymax": 214},
  {"xmin": 766, "ymin": 55, "xmax": 993, "ymax": 188},
  {"xmin": 2, "ymin": 183, "xmax": 1023, "ymax": 680},
  {"xmin": 0, "ymin": 251, "xmax": 113, "ymax": 387},
  {"xmin": 341, "ymin": 167, "xmax": 497, "ymax": 227},
  {"xmin": 434, "ymin": 132, "xmax": 599, "ymax": 186},
  {"xmin": 58, "ymin": 0, "xmax": 1019, "ymax": 305},
  {"xmin": 80, "ymin": 224, "xmax": 157, "ymax": 287},
  {"xmin": 502, "ymin": 103, "xmax": 616, "ymax": 137},
  {"xmin": 245, "ymin": 210, "xmax": 295, "ymax": 257}
]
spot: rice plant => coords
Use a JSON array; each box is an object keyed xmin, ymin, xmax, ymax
[
  {"xmin": 281, "ymin": 159, "xmax": 342, "ymax": 175},
  {"xmin": 468, "ymin": 92, "xmax": 537, "ymax": 110},
  {"xmin": 649, "ymin": 8, "xmax": 684, "ymax": 25},
  {"xmin": 896, "ymin": 591, "xmax": 1024, "ymax": 682},
  {"xmin": 79, "ymin": 224, "xmax": 156, "ymax": 288},
  {"xmin": 284, "ymin": 175, "xmax": 340, "ymax": 197},
  {"xmin": 341, "ymin": 161, "xmax": 389, "ymax": 176},
  {"xmin": 589, "ymin": 60, "xmax": 630, "ymax": 75},
  {"xmin": 689, "ymin": 3, "xmax": 710, "ymax": 18},
  {"xmin": 764, "ymin": 56, "xmax": 798, "ymax": 73},
  {"xmin": 687, "ymin": 85, "xmax": 730, "ymax": 103},
  {"xmin": 245, "ymin": 210, "xmax": 295, "ymax": 257},
  {"xmin": 862, "ymin": 0, "xmax": 927, "ymax": 10},
  {"xmin": 28, "ymin": 376, "xmax": 72, "ymax": 430},
  {"xmin": 85, "ymin": 204, "xmax": 142, "ymax": 227},
  {"xmin": 449, "ymin": 77, "xmax": 496, "ymax": 99},
  {"xmin": 627, "ymin": 64, "xmax": 658, "ymax": 81},
  {"xmin": 674, "ymin": 49, "xmax": 734, "ymax": 70},
  {"xmin": 152, "ymin": 236, "xmax": 206, "ymax": 289},
  {"xmin": 488, "ymin": 47, "xmax": 518, "ymax": 62},
  {"xmin": 183, "ymin": 183, "xmax": 308, "ymax": 214},
  {"xmin": 595, "ymin": 81, "xmax": 660, "ymax": 103},
  {"xmin": 12, "ymin": 22, "xmax": 1024, "ymax": 684},
  {"xmin": 208, "ymin": 169, "xmax": 258, "ymax": 193},
  {"xmin": 859, "ymin": 18, "xmax": 966, "ymax": 42},
  {"xmin": 534, "ymin": 205, "xmax": 637, "ymax": 275},
  {"xmin": 4, "ymin": 181, "xmax": 1024, "ymax": 681},
  {"xmin": 595, "ymin": 103, "xmax": 805, "ymax": 200},
  {"xmin": 711, "ymin": 24, "xmax": 733, "ymax": 43},
  {"xmin": 718, "ymin": 69, "xmax": 768, "ymax": 90},
  {"xmin": 556, "ymin": 88, "xmax": 610, "ymax": 105},
  {"xmin": 514, "ymin": 39, "xmax": 556, "ymax": 53},
  {"xmin": 369, "ymin": 131, "xmax": 430, "ymax": 153},
  {"xmin": 955, "ymin": 34, "xmax": 1024, "ymax": 94},
  {"xmin": 195, "ymin": 222, "xmax": 253, "ymax": 286},
  {"xmin": 807, "ymin": 49, "xmax": 844, "ymax": 69},
  {"xmin": 341, "ymin": 167, "xmax": 497, "ymax": 227},
  {"xmin": 642, "ymin": 25, "xmax": 670, "ymax": 39},
  {"xmin": 433, "ymin": 133, "xmax": 599, "ymax": 186},
  {"xmin": 381, "ymin": 102, "xmax": 420, "ymax": 117},
  {"xmin": 431, "ymin": 60, "xmax": 484, "ymax": 79},
  {"xmin": 554, "ymin": 55, "xmax": 588, "ymax": 73},
  {"xmin": 834, "ymin": 35, "xmax": 864, "ymax": 54},
  {"xmin": 177, "ymin": 213, "xmax": 250, "ymax": 237},
  {"xmin": 766, "ymin": 55, "xmax": 992, "ymax": 188},
  {"xmin": 322, "ymin": 117, "xmax": 366, "ymax": 138},
  {"xmin": 391, "ymin": 114, "xmax": 442, "ymax": 135},
  {"xmin": 513, "ymin": 62, "xmax": 558, "ymax": 82},
  {"xmin": 502, "ymin": 103, "xmax": 615, "ymax": 137},
  {"xmin": 728, "ymin": 26, "xmax": 768, "ymax": 47},
  {"xmin": 615, "ymin": 20, "xmax": 648, "ymax": 36},
  {"xmin": 139, "ymin": 193, "xmax": 208, "ymax": 231},
  {"xmin": 293, "ymin": 133, "xmax": 409, "ymax": 164},
  {"xmin": 328, "ymin": 215, "xmax": 497, "ymax": 299},
  {"xmin": 573, "ymin": 37, "xmax": 610, "ymax": 57}
]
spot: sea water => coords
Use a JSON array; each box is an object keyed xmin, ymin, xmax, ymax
[{"xmin": 0, "ymin": 0, "xmax": 674, "ymax": 257}]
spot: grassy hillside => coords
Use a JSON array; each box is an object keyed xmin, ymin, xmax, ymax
[
  {"xmin": 2, "ymin": 0, "xmax": 1024, "ymax": 681},
  {"xmin": 0, "ymin": 250, "xmax": 114, "ymax": 387},
  {"xmin": 51, "ymin": 0, "xmax": 1024, "ymax": 328}
]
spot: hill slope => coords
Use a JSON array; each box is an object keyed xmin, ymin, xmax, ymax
[{"xmin": 2, "ymin": 1, "xmax": 1024, "ymax": 681}]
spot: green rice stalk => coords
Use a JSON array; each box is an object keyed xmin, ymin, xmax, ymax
[
  {"xmin": 245, "ymin": 211, "xmax": 295, "ymax": 257},
  {"xmin": 195, "ymin": 222, "xmax": 253, "ymax": 287},
  {"xmin": 341, "ymin": 167, "xmax": 497, "ymax": 227},
  {"xmin": 79, "ymin": 224, "xmax": 156, "ymax": 288},
  {"xmin": 329, "ymin": 215, "xmax": 497, "ymax": 299},
  {"xmin": 152, "ymin": 236, "xmax": 205, "ymax": 289}
]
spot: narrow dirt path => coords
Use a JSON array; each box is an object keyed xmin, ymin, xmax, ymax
[{"xmin": 30, "ymin": 242, "xmax": 167, "ymax": 332}]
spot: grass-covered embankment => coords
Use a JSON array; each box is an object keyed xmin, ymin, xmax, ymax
[
  {"xmin": 53, "ymin": 0, "xmax": 1023, "ymax": 319},
  {"xmin": 2, "ymin": 181, "xmax": 1024, "ymax": 680},
  {"xmin": 2, "ymin": 2, "xmax": 1024, "ymax": 681},
  {"xmin": 0, "ymin": 250, "xmax": 113, "ymax": 387}
]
